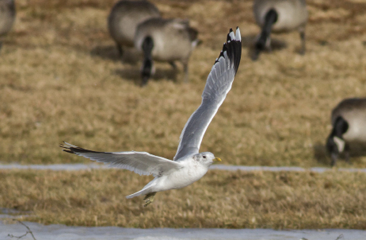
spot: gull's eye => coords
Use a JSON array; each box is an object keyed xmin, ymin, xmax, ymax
[{"xmin": 203, "ymin": 155, "xmax": 206, "ymax": 159}]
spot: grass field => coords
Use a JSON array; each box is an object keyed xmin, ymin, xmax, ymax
[
  {"xmin": 0, "ymin": 0, "xmax": 366, "ymax": 167},
  {"xmin": 0, "ymin": 169, "xmax": 366, "ymax": 229}
]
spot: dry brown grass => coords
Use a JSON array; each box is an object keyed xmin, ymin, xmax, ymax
[
  {"xmin": 0, "ymin": 169, "xmax": 366, "ymax": 229},
  {"xmin": 0, "ymin": 0, "xmax": 366, "ymax": 168}
]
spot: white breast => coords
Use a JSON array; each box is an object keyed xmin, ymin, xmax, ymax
[{"xmin": 154, "ymin": 159, "xmax": 209, "ymax": 192}]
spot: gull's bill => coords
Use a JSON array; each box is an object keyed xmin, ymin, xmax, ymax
[
  {"xmin": 174, "ymin": 27, "xmax": 241, "ymax": 160},
  {"xmin": 60, "ymin": 28, "xmax": 242, "ymax": 206}
]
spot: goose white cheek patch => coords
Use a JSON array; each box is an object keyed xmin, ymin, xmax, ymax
[{"xmin": 333, "ymin": 136, "xmax": 345, "ymax": 153}]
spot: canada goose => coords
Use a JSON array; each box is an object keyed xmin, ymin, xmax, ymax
[
  {"xmin": 252, "ymin": 0, "xmax": 308, "ymax": 60},
  {"xmin": 108, "ymin": 0, "xmax": 160, "ymax": 57},
  {"xmin": 134, "ymin": 18, "xmax": 199, "ymax": 86},
  {"xmin": 326, "ymin": 98, "xmax": 366, "ymax": 166},
  {"xmin": 0, "ymin": 0, "xmax": 16, "ymax": 51}
]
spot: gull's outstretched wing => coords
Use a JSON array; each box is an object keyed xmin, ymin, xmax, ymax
[
  {"xmin": 174, "ymin": 27, "xmax": 242, "ymax": 160},
  {"xmin": 61, "ymin": 142, "xmax": 182, "ymax": 177}
]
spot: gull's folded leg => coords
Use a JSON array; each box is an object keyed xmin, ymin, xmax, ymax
[{"xmin": 143, "ymin": 192, "xmax": 157, "ymax": 207}]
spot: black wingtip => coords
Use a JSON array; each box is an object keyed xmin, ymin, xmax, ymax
[
  {"xmin": 227, "ymin": 28, "xmax": 233, "ymax": 42},
  {"xmin": 63, "ymin": 149, "xmax": 75, "ymax": 154},
  {"xmin": 215, "ymin": 27, "xmax": 242, "ymax": 73},
  {"xmin": 60, "ymin": 141, "xmax": 75, "ymax": 154},
  {"xmin": 60, "ymin": 141, "xmax": 100, "ymax": 155}
]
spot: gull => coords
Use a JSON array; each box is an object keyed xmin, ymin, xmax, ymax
[{"xmin": 60, "ymin": 27, "xmax": 242, "ymax": 207}]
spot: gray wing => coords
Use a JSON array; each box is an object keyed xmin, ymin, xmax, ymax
[
  {"xmin": 174, "ymin": 27, "xmax": 242, "ymax": 160},
  {"xmin": 61, "ymin": 142, "xmax": 182, "ymax": 177}
]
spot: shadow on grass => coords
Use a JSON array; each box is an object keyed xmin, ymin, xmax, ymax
[
  {"xmin": 90, "ymin": 45, "xmax": 142, "ymax": 65},
  {"xmin": 242, "ymin": 34, "xmax": 287, "ymax": 60},
  {"xmin": 313, "ymin": 143, "xmax": 330, "ymax": 166},
  {"xmin": 113, "ymin": 66, "xmax": 178, "ymax": 85},
  {"xmin": 313, "ymin": 142, "xmax": 366, "ymax": 166}
]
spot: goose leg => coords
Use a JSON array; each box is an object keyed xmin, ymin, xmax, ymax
[
  {"xmin": 117, "ymin": 43, "xmax": 123, "ymax": 57},
  {"xmin": 299, "ymin": 29, "xmax": 306, "ymax": 55},
  {"xmin": 169, "ymin": 61, "xmax": 177, "ymax": 70},
  {"xmin": 344, "ymin": 143, "xmax": 351, "ymax": 164},
  {"xmin": 330, "ymin": 152, "xmax": 338, "ymax": 167},
  {"xmin": 182, "ymin": 61, "xmax": 189, "ymax": 83}
]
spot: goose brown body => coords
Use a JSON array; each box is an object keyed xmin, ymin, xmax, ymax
[
  {"xmin": 108, "ymin": 0, "xmax": 160, "ymax": 55},
  {"xmin": 134, "ymin": 18, "xmax": 199, "ymax": 86},
  {"xmin": 252, "ymin": 0, "xmax": 308, "ymax": 60},
  {"xmin": 254, "ymin": 0, "xmax": 308, "ymax": 33}
]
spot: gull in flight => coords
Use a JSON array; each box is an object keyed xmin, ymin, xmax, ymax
[{"xmin": 61, "ymin": 27, "xmax": 242, "ymax": 207}]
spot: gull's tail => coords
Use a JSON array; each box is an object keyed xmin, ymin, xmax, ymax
[
  {"xmin": 126, "ymin": 178, "xmax": 157, "ymax": 199},
  {"xmin": 126, "ymin": 189, "xmax": 150, "ymax": 199}
]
